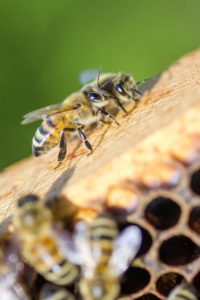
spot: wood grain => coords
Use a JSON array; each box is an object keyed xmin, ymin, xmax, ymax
[{"xmin": 0, "ymin": 49, "xmax": 200, "ymax": 223}]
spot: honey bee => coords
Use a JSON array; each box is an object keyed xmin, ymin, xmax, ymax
[
  {"xmin": 0, "ymin": 228, "xmax": 31, "ymax": 300},
  {"xmin": 167, "ymin": 284, "xmax": 199, "ymax": 300},
  {"xmin": 39, "ymin": 283, "xmax": 75, "ymax": 300},
  {"xmin": 14, "ymin": 194, "xmax": 79, "ymax": 286},
  {"xmin": 58, "ymin": 214, "xmax": 142, "ymax": 300},
  {"xmin": 21, "ymin": 72, "xmax": 143, "ymax": 163}
]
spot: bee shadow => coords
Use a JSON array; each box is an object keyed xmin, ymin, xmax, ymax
[
  {"xmin": 45, "ymin": 166, "xmax": 76, "ymax": 204},
  {"xmin": 44, "ymin": 166, "xmax": 78, "ymax": 226}
]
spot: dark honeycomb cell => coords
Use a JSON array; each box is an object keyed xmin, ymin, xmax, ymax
[
  {"xmin": 119, "ymin": 223, "xmax": 153, "ymax": 256},
  {"xmin": 159, "ymin": 235, "xmax": 200, "ymax": 265},
  {"xmin": 189, "ymin": 206, "xmax": 200, "ymax": 234},
  {"xmin": 156, "ymin": 272, "xmax": 185, "ymax": 296},
  {"xmin": 193, "ymin": 271, "xmax": 200, "ymax": 293},
  {"xmin": 144, "ymin": 196, "xmax": 181, "ymax": 230},
  {"xmin": 121, "ymin": 267, "xmax": 151, "ymax": 295},
  {"xmin": 135, "ymin": 293, "xmax": 161, "ymax": 300},
  {"xmin": 190, "ymin": 168, "xmax": 200, "ymax": 195},
  {"xmin": 136, "ymin": 226, "xmax": 153, "ymax": 257}
]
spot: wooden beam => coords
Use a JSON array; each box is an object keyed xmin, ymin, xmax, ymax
[{"xmin": 0, "ymin": 49, "xmax": 200, "ymax": 224}]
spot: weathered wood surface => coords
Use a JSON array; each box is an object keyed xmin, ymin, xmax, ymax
[{"xmin": 0, "ymin": 49, "xmax": 200, "ymax": 223}]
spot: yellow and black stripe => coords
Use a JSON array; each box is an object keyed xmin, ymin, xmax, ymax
[
  {"xmin": 32, "ymin": 115, "xmax": 73, "ymax": 157},
  {"xmin": 168, "ymin": 284, "xmax": 198, "ymax": 300},
  {"xmin": 40, "ymin": 284, "xmax": 75, "ymax": 300},
  {"xmin": 16, "ymin": 196, "xmax": 78, "ymax": 287},
  {"xmin": 90, "ymin": 215, "xmax": 119, "ymax": 265},
  {"xmin": 26, "ymin": 237, "xmax": 78, "ymax": 286}
]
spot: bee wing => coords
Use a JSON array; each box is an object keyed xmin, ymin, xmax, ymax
[
  {"xmin": 109, "ymin": 225, "xmax": 142, "ymax": 277},
  {"xmin": 21, "ymin": 102, "xmax": 65, "ymax": 125},
  {"xmin": 79, "ymin": 69, "xmax": 100, "ymax": 85},
  {"xmin": 73, "ymin": 221, "xmax": 96, "ymax": 273},
  {"xmin": 52, "ymin": 225, "xmax": 82, "ymax": 265},
  {"xmin": 136, "ymin": 74, "xmax": 160, "ymax": 87}
]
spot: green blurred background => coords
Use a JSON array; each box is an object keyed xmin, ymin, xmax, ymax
[{"xmin": 0, "ymin": 0, "xmax": 199, "ymax": 171}]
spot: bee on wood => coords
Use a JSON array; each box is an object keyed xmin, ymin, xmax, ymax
[
  {"xmin": 39, "ymin": 283, "xmax": 75, "ymax": 300},
  {"xmin": 14, "ymin": 194, "xmax": 79, "ymax": 286},
  {"xmin": 21, "ymin": 71, "xmax": 144, "ymax": 164},
  {"xmin": 167, "ymin": 284, "xmax": 199, "ymax": 300},
  {"xmin": 57, "ymin": 214, "xmax": 142, "ymax": 300}
]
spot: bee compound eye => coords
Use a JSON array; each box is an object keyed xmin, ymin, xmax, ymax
[
  {"xmin": 115, "ymin": 83, "xmax": 124, "ymax": 94},
  {"xmin": 87, "ymin": 92, "xmax": 102, "ymax": 102}
]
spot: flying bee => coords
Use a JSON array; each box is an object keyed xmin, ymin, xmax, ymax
[
  {"xmin": 167, "ymin": 284, "xmax": 199, "ymax": 300},
  {"xmin": 14, "ymin": 194, "xmax": 79, "ymax": 286},
  {"xmin": 39, "ymin": 283, "xmax": 75, "ymax": 300},
  {"xmin": 57, "ymin": 214, "xmax": 142, "ymax": 300}
]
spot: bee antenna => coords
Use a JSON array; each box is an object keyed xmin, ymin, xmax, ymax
[{"xmin": 97, "ymin": 68, "xmax": 101, "ymax": 90}]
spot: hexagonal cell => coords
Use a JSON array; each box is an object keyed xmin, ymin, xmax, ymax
[
  {"xmin": 156, "ymin": 272, "xmax": 185, "ymax": 296},
  {"xmin": 135, "ymin": 293, "xmax": 161, "ymax": 300},
  {"xmin": 144, "ymin": 196, "xmax": 181, "ymax": 230},
  {"xmin": 159, "ymin": 235, "xmax": 200, "ymax": 265},
  {"xmin": 105, "ymin": 186, "xmax": 139, "ymax": 216},
  {"xmin": 119, "ymin": 223, "xmax": 153, "ymax": 257},
  {"xmin": 190, "ymin": 168, "xmax": 200, "ymax": 195},
  {"xmin": 189, "ymin": 206, "xmax": 200, "ymax": 234},
  {"xmin": 121, "ymin": 267, "xmax": 151, "ymax": 295},
  {"xmin": 193, "ymin": 271, "xmax": 200, "ymax": 293}
]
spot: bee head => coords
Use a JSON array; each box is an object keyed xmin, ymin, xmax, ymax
[
  {"xmin": 114, "ymin": 73, "xmax": 137, "ymax": 101},
  {"xmin": 17, "ymin": 194, "xmax": 39, "ymax": 207},
  {"xmin": 16, "ymin": 194, "xmax": 52, "ymax": 233}
]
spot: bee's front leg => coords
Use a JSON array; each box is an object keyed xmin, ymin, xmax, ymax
[
  {"xmin": 77, "ymin": 127, "xmax": 93, "ymax": 154},
  {"xmin": 97, "ymin": 108, "xmax": 120, "ymax": 126},
  {"xmin": 113, "ymin": 97, "xmax": 128, "ymax": 115}
]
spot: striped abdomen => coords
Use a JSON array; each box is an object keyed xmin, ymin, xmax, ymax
[
  {"xmin": 32, "ymin": 114, "xmax": 73, "ymax": 157},
  {"xmin": 168, "ymin": 284, "xmax": 198, "ymax": 300},
  {"xmin": 25, "ymin": 237, "xmax": 78, "ymax": 286},
  {"xmin": 39, "ymin": 284, "xmax": 75, "ymax": 300},
  {"xmin": 90, "ymin": 215, "xmax": 118, "ymax": 265}
]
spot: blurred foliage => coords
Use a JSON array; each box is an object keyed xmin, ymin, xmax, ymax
[{"xmin": 0, "ymin": 0, "xmax": 199, "ymax": 170}]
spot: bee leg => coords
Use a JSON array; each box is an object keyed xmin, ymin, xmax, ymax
[
  {"xmin": 113, "ymin": 98, "xmax": 128, "ymax": 115},
  {"xmin": 58, "ymin": 130, "xmax": 67, "ymax": 162},
  {"xmin": 97, "ymin": 108, "xmax": 120, "ymax": 126},
  {"xmin": 133, "ymin": 88, "xmax": 142, "ymax": 96},
  {"xmin": 77, "ymin": 128, "xmax": 93, "ymax": 153}
]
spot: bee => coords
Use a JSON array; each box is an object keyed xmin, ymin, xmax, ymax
[
  {"xmin": 58, "ymin": 214, "xmax": 142, "ymax": 300},
  {"xmin": 0, "ymin": 226, "xmax": 31, "ymax": 300},
  {"xmin": 21, "ymin": 72, "xmax": 143, "ymax": 163},
  {"xmin": 14, "ymin": 194, "xmax": 79, "ymax": 286},
  {"xmin": 167, "ymin": 284, "xmax": 199, "ymax": 300},
  {"xmin": 39, "ymin": 283, "xmax": 75, "ymax": 300}
]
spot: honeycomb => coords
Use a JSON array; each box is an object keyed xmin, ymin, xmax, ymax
[
  {"xmin": 109, "ymin": 157, "xmax": 200, "ymax": 299},
  {"xmin": 0, "ymin": 50, "xmax": 200, "ymax": 299}
]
